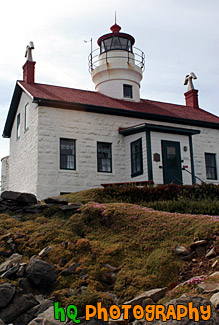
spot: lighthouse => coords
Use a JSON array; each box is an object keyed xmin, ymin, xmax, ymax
[{"xmin": 89, "ymin": 22, "xmax": 145, "ymax": 102}]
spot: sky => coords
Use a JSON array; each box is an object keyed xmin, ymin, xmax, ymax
[{"xmin": 0, "ymin": 0, "xmax": 219, "ymax": 169}]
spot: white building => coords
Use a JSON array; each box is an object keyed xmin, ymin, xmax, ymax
[{"xmin": 1, "ymin": 23, "xmax": 219, "ymax": 199}]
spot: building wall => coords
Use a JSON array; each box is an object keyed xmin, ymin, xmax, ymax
[
  {"xmin": 8, "ymin": 92, "xmax": 38, "ymax": 195},
  {"xmin": 192, "ymin": 127, "xmax": 219, "ymax": 184},
  {"xmin": 36, "ymin": 104, "xmax": 219, "ymax": 199},
  {"xmin": 151, "ymin": 132, "xmax": 192, "ymax": 185},
  {"xmin": 1, "ymin": 156, "xmax": 9, "ymax": 193}
]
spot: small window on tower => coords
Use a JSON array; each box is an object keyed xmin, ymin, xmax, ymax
[{"xmin": 123, "ymin": 84, "xmax": 133, "ymax": 99}]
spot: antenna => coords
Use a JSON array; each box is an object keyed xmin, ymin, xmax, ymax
[{"xmin": 115, "ymin": 11, "xmax": 117, "ymax": 24}]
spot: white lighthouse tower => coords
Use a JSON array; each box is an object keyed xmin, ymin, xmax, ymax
[{"xmin": 89, "ymin": 22, "xmax": 145, "ymax": 102}]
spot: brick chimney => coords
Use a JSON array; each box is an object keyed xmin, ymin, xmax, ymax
[
  {"xmin": 23, "ymin": 60, "xmax": 35, "ymax": 83},
  {"xmin": 184, "ymin": 89, "xmax": 199, "ymax": 108}
]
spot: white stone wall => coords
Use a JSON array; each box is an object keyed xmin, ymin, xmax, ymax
[
  {"xmin": 5, "ymin": 90, "xmax": 219, "ymax": 199},
  {"xmin": 1, "ymin": 156, "xmax": 9, "ymax": 193},
  {"xmin": 36, "ymin": 104, "xmax": 219, "ymax": 199},
  {"xmin": 8, "ymin": 92, "xmax": 38, "ymax": 195},
  {"xmin": 192, "ymin": 127, "xmax": 219, "ymax": 184}
]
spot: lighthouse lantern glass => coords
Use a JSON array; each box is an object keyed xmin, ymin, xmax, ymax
[{"xmin": 100, "ymin": 37, "xmax": 133, "ymax": 54}]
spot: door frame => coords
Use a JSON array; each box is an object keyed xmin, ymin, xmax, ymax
[{"xmin": 161, "ymin": 140, "xmax": 183, "ymax": 184}]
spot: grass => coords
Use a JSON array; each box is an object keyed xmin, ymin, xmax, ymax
[{"xmin": 0, "ymin": 194, "xmax": 219, "ymax": 315}]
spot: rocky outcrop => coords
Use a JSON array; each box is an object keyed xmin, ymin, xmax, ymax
[{"xmin": 26, "ymin": 257, "xmax": 58, "ymax": 294}]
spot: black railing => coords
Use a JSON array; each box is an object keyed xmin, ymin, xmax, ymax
[
  {"xmin": 182, "ymin": 167, "xmax": 205, "ymax": 184},
  {"xmin": 88, "ymin": 47, "xmax": 145, "ymax": 74}
]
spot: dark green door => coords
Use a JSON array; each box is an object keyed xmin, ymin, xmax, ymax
[{"xmin": 162, "ymin": 140, "xmax": 183, "ymax": 184}]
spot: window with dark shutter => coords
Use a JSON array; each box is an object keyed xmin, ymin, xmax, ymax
[
  {"xmin": 131, "ymin": 138, "xmax": 143, "ymax": 177},
  {"xmin": 60, "ymin": 138, "xmax": 76, "ymax": 170}
]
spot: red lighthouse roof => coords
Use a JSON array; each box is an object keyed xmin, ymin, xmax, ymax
[{"xmin": 97, "ymin": 23, "xmax": 135, "ymax": 46}]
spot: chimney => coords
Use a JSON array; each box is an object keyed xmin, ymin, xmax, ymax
[
  {"xmin": 184, "ymin": 89, "xmax": 199, "ymax": 108},
  {"xmin": 23, "ymin": 60, "xmax": 35, "ymax": 83},
  {"xmin": 23, "ymin": 41, "xmax": 35, "ymax": 83}
]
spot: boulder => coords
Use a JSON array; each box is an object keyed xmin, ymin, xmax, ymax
[
  {"xmin": 26, "ymin": 258, "xmax": 58, "ymax": 293},
  {"xmin": 18, "ymin": 277, "xmax": 33, "ymax": 293},
  {"xmin": 44, "ymin": 196, "xmax": 68, "ymax": 205},
  {"xmin": 0, "ymin": 253, "xmax": 22, "ymax": 274},
  {"xmin": 0, "ymin": 283, "xmax": 16, "ymax": 308},
  {"xmin": 210, "ymin": 292, "xmax": 219, "ymax": 309},
  {"xmin": 124, "ymin": 287, "xmax": 168, "ymax": 306},
  {"xmin": 0, "ymin": 292, "xmax": 38, "ymax": 324},
  {"xmin": 151, "ymin": 296, "xmax": 219, "ymax": 324},
  {"xmin": 1, "ymin": 191, "xmax": 37, "ymax": 204}
]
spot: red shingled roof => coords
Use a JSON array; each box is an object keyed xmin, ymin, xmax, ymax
[{"xmin": 18, "ymin": 81, "xmax": 219, "ymax": 124}]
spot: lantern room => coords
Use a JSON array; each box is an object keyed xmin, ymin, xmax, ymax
[{"xmin": 89, "ymin": 22, "xmax": 145, "ymax": 102}]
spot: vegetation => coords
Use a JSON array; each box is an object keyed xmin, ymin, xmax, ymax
[{"xmin": 1, "ymin": 185, "xmax": 219, "ymax": 315}]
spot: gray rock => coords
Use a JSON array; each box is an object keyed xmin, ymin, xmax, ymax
[
  {"xmin": 29, "ymin": 306, "xmax": 68, "ymax": 325},
  {"xmin": 210, "ymin": 292, "xmax": 219, "ymax": 308},
  {"xmin": 0, "ymin": 292, "xmax": 38, "ymax": 324},
  {"xmin": 103, "ymin": 264, "xmax": 118, "ymax": 272},
  {"xmin": 59, "ymin": 204, "xmax": 81, "ymax": 212},
  {"xmin": 206, "ymin": 247, "xmax": 217, "ymax": 258},
  {"xmin": 142, "ymin": 297, "xmax": 155, "ymax": 308},
  {"xmin": 179, "ymin": 251, "xmax": 196, "ymax": 261},
  {"xmin": 198, "ymin": 283, "xmax": 219, "ymax": 293},
  {"xmin": 14, "ymin": 299, "xmax": 53, "ymax": 325},
  {"xmin": 124, "ymin": 287, "xmax": 168, "ymax": 306},
  {"xmin": 44, "ymin": 196, "xmax": 68, "ymax": 205},
  {"xmin": 151, "ymin": 296, "xmax": 219, "ymax": 324},
  {"xmin": 190, "ymin": 240, "xmax": 208, "ymax": 249},
  {"xmin": 38, "ymin": 246, "xmax": 52, "ymax": 258},
  {"xmin": 1, "ymin": 191, "xmax": 37, "ymax": 204},
  {"xmin": 100, "ymin": 272, "xmax": 117, "ymax": 285},
  {"xmin": 18, "ymin": 278, "xmax": 32, "ymax": 293},
  {"xmin": 60, "ymin": 263, "xmax": 80, "ymax": 276},
  {"xmin": 16, "ymin": 264, "xmax": 26, "ymax": 277},
  {"xmin": 195, "ymin": 245, "xmax": 206, "ymax": 257},
  {"xmin": 26, "ymin": 257, "xmax": 58, "ymax": 293},
  {"xmin": 174, "ymin": 245, "xmax": 189, "ymax": 256},
  {"xmin": 0, "ymin": 253, "xmax": 22, "ymax": 274},
  {"xmin": 1, "ymin": 264, "xmax": 19, "ymax": 278},
  {"xmin": 0, "ymin": 283, "xmax": 16, "ymax": 308}
]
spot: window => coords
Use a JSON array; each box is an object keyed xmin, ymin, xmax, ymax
[
  {"xmin": 123, "ymin": 84, "xmax": 133, "ymax": 99},
  {"xmin": 24, "ymin": 104, "xmax": 29, "ymax": 131},
  {"xmin": 17, "ymin": 113, "xmax": 20, "ymax": 139},
  {"xmin": 60, "ymin": 138, "xmax": 76, "ymax": 170},
  {"xmin": 205, "ymin": 153, "xmax": 217, "ymax": 180},
  {"xmin": 131, "ymin": 138, "xmax": 143, "ymax": 177},
  {"xmin": 97, "ymin": 142, "xmax": 112, "ymax": 173}
]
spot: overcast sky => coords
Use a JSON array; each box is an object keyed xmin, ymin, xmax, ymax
[{"xmin": 0, "ymin": 0, "xmax": 219, "ymax": 167}]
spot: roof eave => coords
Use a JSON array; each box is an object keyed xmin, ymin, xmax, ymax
[
  {"xmin": 32, "ymin": 97, "xmax": 219, "ymax": 130},
  {"xmin": 2, "ymin": 83, "xmax": 23, "ymax": 138}
]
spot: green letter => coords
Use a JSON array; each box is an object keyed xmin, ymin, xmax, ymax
[
  {"xmin": 54, "ymin": 302, "xmax": 66, "ymax": 322},
  {"xmin": 67, "ymin": 304, "xmax": 81, "ymax": 323}
]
